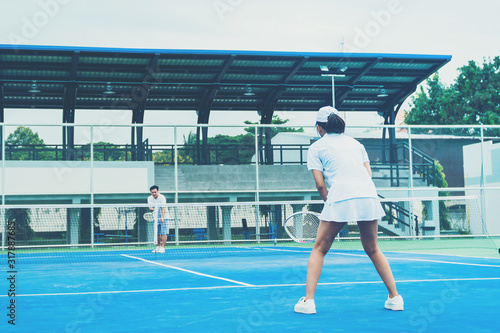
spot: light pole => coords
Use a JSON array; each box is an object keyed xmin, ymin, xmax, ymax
[{"xmin": 321, "ymin": 74, "xmax": 345, "ymax": 108}]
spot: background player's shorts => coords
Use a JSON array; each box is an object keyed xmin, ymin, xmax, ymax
[{"xmin": 157, "ymin": 222, "xmax": 169, "ymax": 235}]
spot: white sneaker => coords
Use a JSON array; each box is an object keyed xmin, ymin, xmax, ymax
[
  {"xmin": 294, "ymin": 297, "xmax": 316, "ymax": 314},
  {"xmin": 152, "ymin": 247, "xmax": 160, "ymax": 253},
  {"xmin": 385, "ymin": 295, "xmax": 404, "ymax": 311},
  {"xmin": 158, "ymin": 247, "xmax": 165, "ymax": 253}
]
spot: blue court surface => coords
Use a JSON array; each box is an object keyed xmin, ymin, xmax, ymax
[{"xmin": 1, "ymin": 245, "xmax": 500, "ymax": 333}]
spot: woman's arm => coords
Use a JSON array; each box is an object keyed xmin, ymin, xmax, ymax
[
  {"xmin": 364, "ymin": 161, "xmax": 372, "ymax": 178},
  {"xmin": 312, "ymin": 169, "xmax": 328, "ymax": 201}
]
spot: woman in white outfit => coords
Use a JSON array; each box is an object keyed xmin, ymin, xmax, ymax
[{"xmin": 294, "ymin": 106, "xmax": 403, "ymax": 314}]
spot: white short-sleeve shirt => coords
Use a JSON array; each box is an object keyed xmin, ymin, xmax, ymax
[
  {"xmin": 147, "ymin": 194, "xmax": 169, "ymax": 219},
  {"xmin": 307, "ymin": 133, "xmax": 378, "ymax": 203}
]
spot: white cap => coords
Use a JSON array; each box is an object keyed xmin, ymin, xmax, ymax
[{"xmin": 316, "ymin": 106, "xmax": 340, "ymax": 123}]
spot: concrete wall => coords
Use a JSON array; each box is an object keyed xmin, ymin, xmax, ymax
[{"xmin": 154, "ymin": 164, "xmax": 318, "ymax": 202}]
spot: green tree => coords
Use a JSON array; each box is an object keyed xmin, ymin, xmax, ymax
[
  {"xmin": 405, "ymin": 56, "xmax": 500, "ymax": 135},
  {"xmin": 154, "ymin": 116, "xmax": 303, "ymax": 165},
  {"xmin": 5, "ymin": 126, "xmax": 50, "ymax": 160},
  {"xmin": 78, "ymin": 141, "xmax": 130, "ymax": 161},
  {"xmin": 244, "ymin": 115, "xmax": 304, "ymax": 139}
]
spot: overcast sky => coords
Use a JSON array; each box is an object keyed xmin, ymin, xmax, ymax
[{"xmin": 1, "ymin": 0, "xmax": 499, "ymax": 143}]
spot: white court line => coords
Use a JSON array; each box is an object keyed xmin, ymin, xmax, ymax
[
  {"xmin": 336, "ymin": 252, "xmax": 500, "ymax": 268},
  {"xmin": 3, "ymin": 277, "xmax": 500, "ymax": 298},
  {"xmin": 121, "ymin": 254, "xmax": 254, "ymax": 287},
  {"xmin": 262, "ymin": 248, "xmax": 500, "ymax": 268}
]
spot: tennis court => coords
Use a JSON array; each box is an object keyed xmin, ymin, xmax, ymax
[{"xmin": 2, "ymin": 236, "xmax": 500, "ymax": 333}]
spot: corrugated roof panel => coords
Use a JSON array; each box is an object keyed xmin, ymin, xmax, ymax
[
  {"xmin": 374, "ymin": 62, "xmax": 434, "ymax": 70},
  {"xmin": 343, "ymin": 99, "xmax": 384, "ymax": 105},
  {"xmin": 77, "ymin": 71, "xmax": 143, "ymax": 79},
  {"xmin": 285, "ymin": 87, "xmax": 331, "ymax": 94},
  {"xmin": 5, "ymin": 83, "xmax": 65, "ymax": 90},
  {"xmin": 0, "ymin": 69, "xmax": 68, "ymax": 77},
  {"xmin": 291, "ymin": 74, "xmax": 350, "ymax": 82},
  {"xmin": 155, "ymin": 73, "xmax": 215, "ymax": 80},
  {"xmin": 223, "ymin": 74, "xmax": 283, "ymax": 81},
  {"xmin": 214, "ymin": 98, "xmax": 259, "ymax": 103},
  {"xmin": 277, "ymin": 99, "xmax": 324, "ymax": 104},
  {"xmin": 147, "ymin": 98, "xmax": 198, "ymax": 103},
  {"xmin": 232, "ymin": 60, "xmax": 296, "ymax": 68},
  {"xmin": 350, "ymin": 88, "xmax": 398, "ymax": 95},
  {"xmin": 302, "ymin": 61, "xmax": 367, "ymax": 69},
  {"xmin": 219, "ymin": 86, "xmax": 269, "ymax": 93},
  {"xmin": 152, "ymin": 85, "xmax": 205, "ymax": 93},
  {"xmin": 0, "ymin": 54, "xmax": 71, "ymax": 63},
  {"xmin": 362, "ymin": 76, "xmax": 417, "ymax": 83},
  {"xmin": 78, "ymin": 97, "xmax": 133, "ymax": 102},
  {"xmin": 6, "ymin": 96, "xmax": 63, "ymax": 101},
  {"xmin": 79, "ymin": 57, "xmax": 150, "ymax": 66},
  {"xmin": 158, "ymin": 58, "xmax": 225, "ymax": 67}
]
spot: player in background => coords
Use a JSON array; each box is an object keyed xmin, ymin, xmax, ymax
[{"xmin": 148, "ymin": 185, "xmax": 169, "ymax": 253}]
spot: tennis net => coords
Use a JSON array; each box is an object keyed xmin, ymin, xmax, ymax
[{"xmin": 1, "ymin": 196, "xmax": 498, "ymax": 264}]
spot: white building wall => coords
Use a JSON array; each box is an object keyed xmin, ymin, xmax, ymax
[
  {"xmin": 0, "ymin": 161, "xmax": 154, "ymax": 195},
  {"xmin": 463, "ymin": 141, "xmax": 500, "ymax": 234}
]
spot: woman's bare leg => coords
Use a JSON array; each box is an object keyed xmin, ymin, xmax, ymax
[
  {"xmin": 358, "ymin": 220, "xmax": 399, "ymax": 298},
  {"xmin": 305, "ymin": 221, "xmax": 346, "ymax": 300}
]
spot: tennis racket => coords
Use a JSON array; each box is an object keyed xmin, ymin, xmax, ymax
[
  {"xmin": 143, "ymin": 212, "xmax": 154, "ymax": 222},
  {"xmin": 284, "ymin": 211, "xmax": 320, "ymax": 243}
]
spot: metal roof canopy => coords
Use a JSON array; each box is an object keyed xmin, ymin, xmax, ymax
[
  {"xmin": 0, "ymin": 44, "xmax": 451, "ymax": 163},
  {"xmin": 0, "ymin": 45, "xmax": 451, "ymax": 114}
]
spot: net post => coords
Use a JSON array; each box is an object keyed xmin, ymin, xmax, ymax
[
  {"xmin": 221, "ymin": 204, "xmax": 233, "ymax": 245},
  {"xmin": 254, "ymin": 126, "xmax": 261, "ymax": 243},
  {"xmin": 255, "ymin": 203, "xmax": 261, "ymax": 243},
  {"xmin": 174, "ymin": 206, "xmax": 179, "ymax": 246},
  {"xmin": 479, "ymin": 126, "xmax": 487, "ymax": 235},
  {"xmin": 153, "ymin": 204, "xmax": 158, "ymax": 246},
  {"xmin": 407, "ymin": 126, "xmax": 415, "ymax": 237},
  {"xmin": 90, "ymin": 205, "xmax": 94, "ymax": 248}
]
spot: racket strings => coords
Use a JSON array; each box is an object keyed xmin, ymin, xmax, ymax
[{"xmin": 284, "ymin": 212, "xmax": 320, "ymax": 243}]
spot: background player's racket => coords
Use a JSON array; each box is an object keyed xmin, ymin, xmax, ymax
[
  {"xmin": 284, "ymin": 211, "xmax": 320, "ymax": 243},
  {"xmin": 143, "ymin": 212, "xmax": 154, "ymax": 222}
]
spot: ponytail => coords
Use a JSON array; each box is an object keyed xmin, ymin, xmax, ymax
[
  {"xmin": 317, "ymin": 113, "xmax": 345, "ymax": 134},
  {"xmin": 326, "ymin": 113, "xmax": 345, "ymax": 133}
]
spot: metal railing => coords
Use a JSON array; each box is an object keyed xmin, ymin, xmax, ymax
[{"xmin": 3, "ymin": 141, "xmax": 437, "ymax": 186}]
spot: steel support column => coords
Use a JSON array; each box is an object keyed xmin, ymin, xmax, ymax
[
  {"xmin": 132, "ymin": 104, "xmax": 145, "ymax": 161},
  {"xmin": 259, "ymin": 105, "xmax": 275, "ymax": 165},
  {"xmin": 62, "ymin": 83, "xmax": 77, "ymax": 160},
  {"xmin": 195, "ymin": 55, "xmax": 235, "ymax": 165},
  {"xmin": 196, "ymin": 107, "xmax": 211, "ymax": 165}
]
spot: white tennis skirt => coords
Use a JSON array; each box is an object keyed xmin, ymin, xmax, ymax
[{"xmin": 320, "ymin": 197, "xmax": 385, "ymax": 222}]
